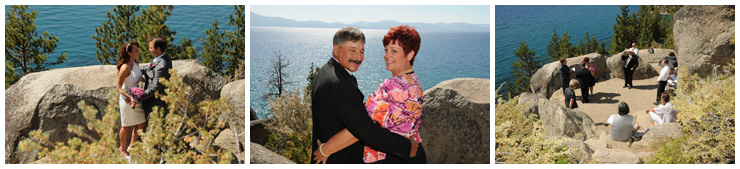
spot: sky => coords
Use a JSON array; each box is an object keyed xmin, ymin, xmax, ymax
[{"xmin": 250, "ymin": 5, "xmax": 490, "ymax": 25}]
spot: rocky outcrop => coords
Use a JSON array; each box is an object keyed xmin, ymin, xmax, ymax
[
  {"xmin": 250, "ymin": 118, "xmax": 271, "ymax": 145},
  {"xmin": 637, "ymin": 48, "xmax": 675, "ymax": 63},
  {"xmin": 250, "ymin": 142, "xmax": 295, "ymax": 164},
  {"xmin": 673, "ymin": 5, "xmax": 735, "ymax": 77},
  {"xmin": 593, "ymin": 148, "xmax": 640, "ymax": 164},
  {"xmin": 518, "ymin": 92, "xmax": 597, "ymax": 140},
  {"xmin": 630, "ymin": 122, "xmax": 683, "ymax": 150},
  {"xmin": 214, "ymin": 129, "xmax": 244, "ymax": 162},
  {"xmin": 250, "ymin": 108, "xmax": 258, "ymax": 121},
  {"xmin": 220, "ymin": 79, "xmax": 245, "ymax": 147},
  {"xmin": 606, "ymin": 53, "xmax": 659, "ymax": 80},
  {"xmin": 5, "ymin": 59, "xmax": 226, "ymax": 164},
  {"xmin": 420, "ymin": 78, "xmax": 489, "ymax": 164},
  {"xmin": 530, "ymin": 53, "xmax": 607, "ymax": 99},
  {"xmin": 550, "ymin": 136, "xmax": 594, "ymax": 164}
]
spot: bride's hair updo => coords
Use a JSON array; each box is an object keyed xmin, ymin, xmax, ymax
[{"xmin": 117, "ymin": 41, "xmax": 139, "ymax": 70}]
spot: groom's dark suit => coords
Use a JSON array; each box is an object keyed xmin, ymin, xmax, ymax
[
  {"xmin": 137, "ymin": 53, "xmax": 173, "ymax": 120},
  {"xmin": 311, "ymin": 58, "xmax": 412, "ymax": 163}
]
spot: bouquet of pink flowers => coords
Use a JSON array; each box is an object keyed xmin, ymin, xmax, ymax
[{"xmin": 128, "ymin": 87, "xmax": 145, "ymax": 100}]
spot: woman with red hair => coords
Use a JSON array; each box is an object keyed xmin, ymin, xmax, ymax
[{"xmin": 313, "ymin": 25, "xmax": 426, "ymax": 164}]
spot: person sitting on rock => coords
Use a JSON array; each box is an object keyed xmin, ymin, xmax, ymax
[
  {"xmin": 564, "ymin": 79, "xmax": 578, "ymax": 109},
  {"xmin": 607, "ymin": 101, "xmax": 639, "ymax": 141},
  {"xmin": 645, "ymin": 92, "xmax": 677, "ymax": 125}
]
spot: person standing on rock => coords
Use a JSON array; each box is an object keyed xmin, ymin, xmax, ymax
[
  {"xmin": 575, "ymin": 63, "xmax": 593, "ymax": 103},
  {"xmin": 655, "ymin": 59, "xmax": 671, "ymax": 105},
  {"xmin": 559, "ymin": 57, "xmax": 572, "ymax": 92},
  {"xmin": 310, "ymin": 26, "xmax": 419, "ymax": 164},
  {"xmin": 607, "ymin": 102, "xmax": 639, "ymax": 141},
  {"xmin": 116, "ymin": 41, "xmax": 147, "ymax": 158},
  {"xmin": 135, "ymin": 36, "xmax": 173, "ymax": 131},
  {"xmin": 631, "ymin": 42, "xmax": 639, "ymax": 55},
  {"xmin": 564, "ymin": 79, "xmax": 579, "ymax": 109},
  {"xmin": 621, "ymin": 50, "xmax": 639, "ymax": 89}
]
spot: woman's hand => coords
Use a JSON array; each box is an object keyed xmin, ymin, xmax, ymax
[
  {"xmin": 313, "ymin": 140, "xmax": 329, "ymax": 164},
  {"xmin": 126, "ymin": 95, "xmax": 137, "ymax": 108}
]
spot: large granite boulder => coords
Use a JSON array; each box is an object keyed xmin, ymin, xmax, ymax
[
  {"xmin": 518, "ymin": 92, "xmax": 597, "ymax": 140},
  {"xmin": 250, "ymin": 118, "xmax": 271, "ymax": 145},
  {"xmin": 548, "ymin": 136, "xmax": 594, "ymax": 164},
  {"xmin": 630, "ymin": 122, "xmax": 683, "ymax": 150},
  {"xmin": 250, "ymin": 142, "xmax": 295, "ymax": 164},
  {"xmin": 606, "ymin": 53, "xmax": 659, "ymax": 80},
  {"xmin": 214, "ymin": 129, "xmax": 244, "ymax": 163},
  {"xmin": 220, "ymin": 79, "xmax": 245, "ymax": 147},
  {"xmin": 5, "ymin": 59, "xmax": 226, "ymax": 164},
  {"xmin": 420, "ymin": 78, "xmax": 489, "ymax": 164},
  {"xmin": 637, "ymin": 48, "xmax": 675, "ymax": 63},
  {"xmin": 530, "ymin": 53, "xmax": 607, "ymax": 99},
  {"xmin": 674, "ymin": 5, "xmax": 735, "ymax": 77}
]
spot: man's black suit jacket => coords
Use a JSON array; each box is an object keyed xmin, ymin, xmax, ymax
[
  {"xmin": 575, "ymin": 67, "xmax": 593, "ymax": 89},
  {"xmin": 311, "ymin": 58, "xmax": 411, "ymax": 163},
  {"xmin": 621, "ymin": 54, "xmax": 639, "ymax": 71}
]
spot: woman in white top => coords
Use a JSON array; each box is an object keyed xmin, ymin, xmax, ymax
[{"xmin": 116, "ymin": 41, "xmax": 147, "ymax": 157}]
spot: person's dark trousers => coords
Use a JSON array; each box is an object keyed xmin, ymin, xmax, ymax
[
  {"xmin": 657, "ymin": 80, "xmax": 667, "ymax": 101},
  {"xmin": 624, "ymin": 69, "xmax": 634, "ymax": 87},
  {"xmin": 580, "ymin": 86, "xmax": 589, "ymax": 103}
]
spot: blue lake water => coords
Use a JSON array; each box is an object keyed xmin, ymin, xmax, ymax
[
  {"xmin": 495, "ymin": 5, "xmax": 640, "ymax": 91},
  {"xmin": 4, "ymin": 5, "xmax": 240, "ymax": 69},
  {"xmin": 250, "ymin": 27, "xmax": 490, "ymax": 119}
]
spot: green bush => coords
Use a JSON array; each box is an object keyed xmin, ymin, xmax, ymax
[
  {"xmin": 263, "ymin": 89, "xmax": 312, "ymax": 164},
  {"xmin": 19, "ymin": 70, "xmax": 236, "ymax": 164},
  {"xmin": 648, "ymin": 59, "xmax": 735, "ymax": 163}
]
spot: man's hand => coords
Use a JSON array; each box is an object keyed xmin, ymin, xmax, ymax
[
  {"xmin": 630, "ymin": 68, "xmax": 634, "ymax": 71},
  {"xmin": 408, "ymin": 137, "xmax": 418, "ymax": 158}
]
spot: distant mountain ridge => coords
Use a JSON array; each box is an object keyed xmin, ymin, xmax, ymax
[{"xmin": 250, "ymin": 12, "xmax": 490, "ymax": 32}]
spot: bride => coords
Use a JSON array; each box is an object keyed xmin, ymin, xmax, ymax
[{"xmin": 116, "ymin": 41, "xmax": 147, "ymax": 157}]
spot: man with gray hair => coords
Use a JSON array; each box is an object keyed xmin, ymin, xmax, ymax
[
  {"xmin": 607, "ymin": 101, "xmax": 639, "ymax": 141},
  {"xmin": 311, "ymin": 26, "xmax": 418, "ymax": 163}
]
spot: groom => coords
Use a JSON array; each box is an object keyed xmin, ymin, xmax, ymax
[
  {"xmin": 311, "ymin": 26, "xmax": 418, "ymax": 163},
  {"xmin": 136, "ymin": 36, "xmax": 173, "ymax": 123}
]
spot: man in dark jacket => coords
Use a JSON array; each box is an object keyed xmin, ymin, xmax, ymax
[
  {"xmin": 311, "ymin": 26, "xmax": 418, "ymax": 163},
  {"xmin": 575, "ymin": 63, "xmax": 594, "ymax": 103},
  {"xmin": 621, "ymin": 50, "xmax": 639, "ymax": 89},
  {"xmin": 559, "ymin": 57, "xmax": 572, "ymax": 92}
]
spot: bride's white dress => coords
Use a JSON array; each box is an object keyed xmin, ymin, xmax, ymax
[{"xmin": 119, "ymin": 62, "xmax": 146, "ymax": 126}]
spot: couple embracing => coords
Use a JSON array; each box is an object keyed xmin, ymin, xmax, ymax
[
  {"xmin": 115, "ymin": 36, "xmax": 173, "ymax": 158},
  {"xmin": 311, "ymin": 25, "xmax": 426, "ymax": 164}
]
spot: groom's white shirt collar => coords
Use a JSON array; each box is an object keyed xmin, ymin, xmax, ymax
[
  {"xmin": 332, "ymin": 57, "xmax": 353, "ymax": 76},
  {"xmin": 153, "ymin": 52, "xmax": 166, "ymax": 63}
]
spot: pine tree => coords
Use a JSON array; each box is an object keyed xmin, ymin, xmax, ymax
[
  {"xmin": 5, "ymin": 5, "xmax": 67, "ymax": 88},
  {"xmin": 546, "ymin": 28, "xmax": 560, "ymax": 61},
  {"xmin": 93, "ymin": 5, "xmax": 196, "ymax": 65},
  {"xmin": 610, "ymin": 5, "xmax": 637, "ymax": 54},
  {"xmin": 508, "ymin": 41, "xmax": 542, "ymax": 97},
  {"xmin": 201, "ymin": 5, "xmax": 245, "ymax": 81}
]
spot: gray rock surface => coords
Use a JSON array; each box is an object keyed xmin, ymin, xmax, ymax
[
  {"xmin": 550, "ymin": 136, "xmax": 594, "ymax": 164},
  {"xmin": 215, "ymin": 129, "xmax": 244, "ymax": 162},
  {"xmin": 250, "ymin": 118, "xmax": 271, "ymax": 145},
  {"xmin": 250, "ymin": 142, "xmax": 295, "ymax": 164},
  {"xmin": 638, "ymin": 48, "xmax": 676, "ymax": 63},
  {"xmin": 220, "ymin": 79, "xmax": 245, "ymax": 147},
  {"xmin": 674, "ymin": 5, "xmax": 735, "ymax": 78},
  {"xmin": 530, "ymin": 53, "xmax": 607, "ymax": 99},
  {"xmin": 420, "ymin": 78, "xmax": 489, "ymax": 164},
  {"xmin": 517, "ymin": 92, "xmax": 597, "ymax": 141},
  {"xmin": 593, "ymin": 148, "xmax": 640, "ymax": 164},
  {"xmin": 606, "ymin": 53, "xmax": 659, "ymax": 80},
  {"xmin": 5, "ymin": 59, "xmax": 226, "ymax": 164}
]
